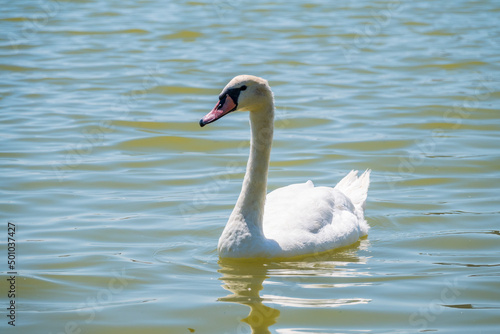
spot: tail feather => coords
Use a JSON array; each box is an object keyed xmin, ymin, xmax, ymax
[{"xmin": 334, "ymin": 169, "xmax": 371, "ymax": 215}]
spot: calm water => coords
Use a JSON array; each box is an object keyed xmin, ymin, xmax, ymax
[{"xmin": 1, "ymin": 0, "xmax": 499, "ymax": 333}]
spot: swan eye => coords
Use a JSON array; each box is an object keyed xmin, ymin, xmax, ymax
[{"xmin": 240, "ymin": 85, "xmax": 247, "ymax": 91}]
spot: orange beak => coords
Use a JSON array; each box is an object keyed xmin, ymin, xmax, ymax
[{"xmin": 199, "ymin": 94, "xmax": 237, "ymax": 127}]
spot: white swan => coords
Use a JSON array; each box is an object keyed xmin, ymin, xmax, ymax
[{"xmin": 200, "ymin": 75, "xmax": 370, "ymax": 259}]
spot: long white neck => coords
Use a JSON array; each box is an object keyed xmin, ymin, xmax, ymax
[{"xmin": 223, "ymin": 101, "xmax": 274, "ymax": 240}]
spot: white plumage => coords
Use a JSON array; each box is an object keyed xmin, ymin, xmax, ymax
[{"xmin": 200, "ymin": 75, "xmax": 371, "ymax": 259}]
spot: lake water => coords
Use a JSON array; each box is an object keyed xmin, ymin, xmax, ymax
[{"xmin": 1, "ymin": 0, "xmax": 499, "ymax": 333}]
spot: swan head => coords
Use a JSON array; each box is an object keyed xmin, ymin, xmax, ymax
[{"xmin": 199, "ymin": 75, "xmax": 273, "ymax": 127}]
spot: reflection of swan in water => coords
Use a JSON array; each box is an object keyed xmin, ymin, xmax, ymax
[
  {"xmin": 217, "ymin": 240, "xmax": 371, "ymax": 333},
  {"xmin": 218, "ymin": 260, "xmax": 280, "ymax": 334}
]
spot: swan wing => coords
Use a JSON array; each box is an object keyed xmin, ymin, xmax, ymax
[{"xmin": 262, "ymin": 178, "xmax": 368, "ymax": 255}]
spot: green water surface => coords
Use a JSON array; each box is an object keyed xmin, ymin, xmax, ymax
[{"xmin": 1, "ymin": 1, "xmax": 499, "ymax": 333}]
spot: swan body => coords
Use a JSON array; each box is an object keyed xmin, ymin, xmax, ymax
[{"xmin": 200, "ymin": 75, "xmax": 370, "ymax": 259}]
